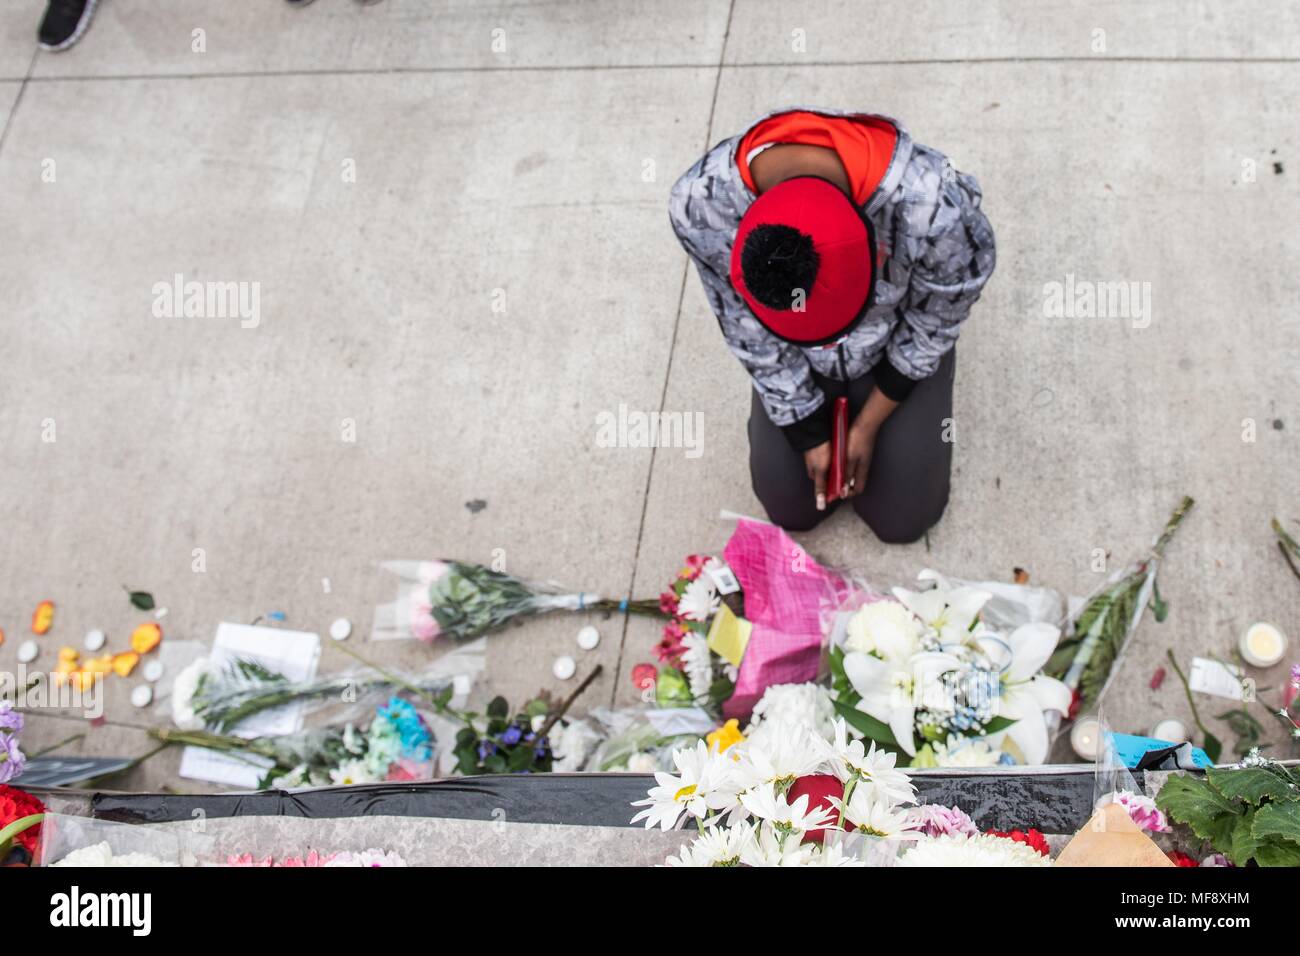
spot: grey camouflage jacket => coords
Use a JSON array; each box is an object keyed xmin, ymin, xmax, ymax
[{"xmin": 668, "ymin": 108, "xmax": 995, "ymax": 434}]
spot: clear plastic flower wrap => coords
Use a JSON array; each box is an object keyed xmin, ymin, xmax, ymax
[
  {"xmin": 37, "ymin": 813, "xmax": 207, "ymax": 867},
  {"xmin": 165, "ymin": 637, "xmax": 484, "ymax": 735},
  {"xmin": 584, "ymin": 705, "xmax": 718, "ymax": 772},
  {"xmin": 372, "ymin": 559, "xmax": 664, "ymax": 643}
]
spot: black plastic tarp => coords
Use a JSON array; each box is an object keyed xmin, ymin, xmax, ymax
[{"xmin": 91, "ymin": 767, "xmax": 1101, "ymax": 832}]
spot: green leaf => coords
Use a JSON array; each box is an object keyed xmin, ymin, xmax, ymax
[
  {"xmin": 1155, "ymin": 774, "xmax": 1242, "ymax": 843},
  {"xmin": 522, "ymin": 698, "xmax": 549, "ymax": 718},
  {"xmin": 486, "ymin": 696, "xmax": 509, "ymax": 719},
  {"xmin": 126, "ymin": 589, "xmax": 155, "ymax": 611},
  {"xmin": 981, "ymin": 716, "xmax": 1018, "ymax": 735},
  {"xmin": 1201, "ymin": 733, "xmax": 1222, "ymax": 765},
  {"xmin": 1207, "ymin": 766, "xmax": 1295, "ymax": 806},
  {"xmin": 1150, "ymin": 579, "xmax": 1168, "ymax": 623},
  {"xmin": 1251, "ymin": 801, "xmax": 1300, "ymax": 847},
  {"xmin": 1227, "ymin": 808, "xmax": 1264, "ymax": 867},
  {"xmin": 831, "ymin": 699, "xmax": 899, "ymax": 748},
  {"xmin": 1254, "ymin": 841, "xmax": 1300, "ymax": 867},
  {"xmin": 506, "ymin": 744, "xmax": 535, "ymax": 772}
]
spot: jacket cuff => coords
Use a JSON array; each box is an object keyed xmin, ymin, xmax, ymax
[
  {"xmin": 780, "ymin": 404, "xmax": 833, "ymax": 451},
  {"xmin": 872, "ymin": 356, "xmax": 921, "ymax": 402}
]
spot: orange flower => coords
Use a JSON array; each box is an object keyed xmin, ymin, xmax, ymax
[
  {"xmin": 31, "ymin": 601, "xmax": 54, "ymax": 635},
  {"xmin": 130, "ymin": 623, "xmax": 162, "ymax": 654}
]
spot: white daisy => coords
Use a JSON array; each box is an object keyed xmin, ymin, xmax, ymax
[
  {"xmin": 736, "ymin": 719, "xmax": 830, "ymax": 792},
  {"xmin": 664, "ymin": 822, "xmax": 756, "ymax": 867},
  {"xmin": 828, "ymin": 785, "xmax": 920, "ymax": 839},
  {"xmin": 740, "ymin": 821, "xmax": 819, "ymax": 867},
  {"xmin": 807, "ymin": 841, "xmax": 868, "ymax": 867},
  {"xmin": 329, "ymin": 758, "xmax": 379, "ymax": 787},
  {"xmin": 630, "ymin": 740, "xmax": 735, "ymax": 831},
  {"xmin": 739, "ymin": 782, "xmax": 837, "ymax": 832},
  {"xmin": 818, "ymin": 718, "xmax": 918, "ymax": 805}
]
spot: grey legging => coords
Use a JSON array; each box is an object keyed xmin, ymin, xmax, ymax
[{"xmin": 748, "ymin": 347, "xmax": 955, "ymax": 542}]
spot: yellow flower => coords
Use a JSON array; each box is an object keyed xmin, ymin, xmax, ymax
[{"xmin": 707, "ymin": 719, "xmax": 744, "ymax": 753}]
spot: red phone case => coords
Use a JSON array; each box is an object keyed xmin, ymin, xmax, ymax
[{"xmin": 826, "ymin": 397, "xmax": 849, "ymax": 503}]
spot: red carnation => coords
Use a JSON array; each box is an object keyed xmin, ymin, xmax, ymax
[
  {"xmin": 1168, "ymin": 850, "xmax": 1197, "ymax": 867},
  {"xmin": 0, "ymin": 784, "xmax": 46, "ymax": 857},
  {"xmin": 988, "ymin": 828, "xmax": 1050, "ymax": 857}
]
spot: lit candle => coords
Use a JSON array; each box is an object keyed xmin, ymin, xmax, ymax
[
  {"xmin": 1070, "ymin": 716, "xmax": 1101, "ymax": 760},
  {"xmin": 1240, "ymin": 622, "xmax": 1287, "ymax": 668},
  {"xmin": 1149, "ymin": 718, "xmax": 1188, "ymax": 744}
]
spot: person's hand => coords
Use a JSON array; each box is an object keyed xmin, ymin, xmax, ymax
[
  {"xmin": 803, "ymin": 441, "xmax": 832, "ymax": 511},
  {"xmin": 842, "ymin": 417, "xmax": 878, "ymax": 498}
]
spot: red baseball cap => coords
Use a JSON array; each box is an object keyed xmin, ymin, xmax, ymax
[{"xmin": 730, "ymin": 176, "xmax": 875, "ymax": 347}]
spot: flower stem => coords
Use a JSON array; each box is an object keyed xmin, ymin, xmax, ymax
[{"xmin": 0, "ymin": 813, "xmax": 44, "ymax": 848}]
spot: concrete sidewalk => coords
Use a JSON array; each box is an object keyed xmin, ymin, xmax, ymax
[{"xmin": 0, "ymin": 0, "xmax": 1296, "ymax": 790}]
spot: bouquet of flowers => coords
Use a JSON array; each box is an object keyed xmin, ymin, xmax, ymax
[
  {"xmin": 633, "ymin": 683, "xmax": 1051, "ymax": 867},
  {"xmin": 0, "ymin": 701, "xmax": 26, "ymax": 784},
  {"xmin": 828, "ymin": 570, "xmax": 1072, "ymax": 766},
  {"xmin": 648, "ymin": 554, "xmax": 739, "ymax": 710},
  {"xmin": 1046, "ymin": 496, "xmax": 1194, "ymax": 717},
  {"xmin": 154, "ymin": 695, "xmax": 436, "ymax": 789},
  {"xmin": 375, "ymin": 559, "xmax": 665, "ymax": 643}
]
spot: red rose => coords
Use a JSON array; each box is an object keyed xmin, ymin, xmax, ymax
[
  {"xmin": 0, "ymin": 785, "xmax": 46, "ymax": 856},
  {"xmin": 788, "ymin": 774, "xmax": 844, "ymax": 844},
  {"xmin": 989, "ymin": 828, "xmax": 1050, "ymax": 857}
]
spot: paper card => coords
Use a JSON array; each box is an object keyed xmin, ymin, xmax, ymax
[
  {"xmin": 705, "ymin": 561, "xmax": 741, "ymax": 595},
  {"xmin": 1188, "ymin": 657, "xmax": 1246, "ymax": 700},
  {"xmin": 707, "ymin": 604, "xmax": 752, "ymax": 667},
  {"xmin": 179, "ymin": 622, "xmax": 321, "ymax": 788}
]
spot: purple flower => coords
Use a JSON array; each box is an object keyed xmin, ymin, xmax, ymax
[
  {"xmin": 905, "ymin": 804, "xmax": 979, "ymax": 838},
  {"xmin": 501, "ymin": 726, "xmax": 523, "ymax": 746},
  {"xmin": 476, "ymin": 741, "xmax": 496, "ymax": 760},
  {"xmin": 0, "ymin": 702, "xmax": 22, "ymax": 732},
  {"xmin": 0, "ymin": 732, "xmax": 25, "ymax": 784}
]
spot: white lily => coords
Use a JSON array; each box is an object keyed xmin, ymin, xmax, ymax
[
  {"xmin": 980, "ymin": 622, "xmax": 1072, "ymax": 765},
  {"xmin": 891, "ymin": 581, "xmax": 992, "ymax": 647},
  {"xmin": 842, "ymin": 650, "xmax": 963, "ymax": 756}
]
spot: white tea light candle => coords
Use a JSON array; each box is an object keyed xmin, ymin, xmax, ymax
[
  {"xmin": 1240, "ymin": 622, "xmax": 1287, "ymax": 668},
  {"xmin": 1070, "ymin": 716, "xmax": 1101, "ymax": 760},
  {"xmin": 1149, "ymin": 718, "xmax": 1188, "ymax": 744}
]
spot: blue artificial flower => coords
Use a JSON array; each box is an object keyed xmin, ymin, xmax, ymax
[
  {"xmin": 377, "ymin": 696, "xmax": 433, "ymax": 761},
  {"xmin": 501, "ymin": 725, "xmax": 523, "ymax": 746}
]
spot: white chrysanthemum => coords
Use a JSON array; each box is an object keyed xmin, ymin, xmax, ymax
[
  {"xmin": 931, "ymin": 736, "xmax": 1005, "ymax": 767},
  {"xmin": 631, "ymin": 740, "xmax": 737, "ymax": 830},
  {"xmin": 818, "ymin": 719, "xmax": 918, "ymax": 805},
  {"xmin": 53, "ymin": 842, "xmax": 178, "ymax": 867},
  {"xmin": 678, "ymin": 575, "xmax": 720, "ymax": 622},
  {"xmin": 680, "ymin": 631, "xmax": 713, "ymax": 700},
  {"xmin": 746, "ymin": 682, "xmax": 836, "ymax": 744},
  {"xmin": 897, "ymin": 833, "xmax": 1052, "ymax": 867},
  {"xmin": 664, "ymin": 822, "xmax": 756, "ymax": 867},
  {"xmin": 844, "ymin": 599, "xmax": 922, "ymax": 661},
  {"xmin": 740, "ymin": 822, "xmax": 819, "ymax": 867}
]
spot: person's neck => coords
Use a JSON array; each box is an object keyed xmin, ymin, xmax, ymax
[{"xmin": 750, "ymin": 143, "xmax": 851, "ymax": 197}]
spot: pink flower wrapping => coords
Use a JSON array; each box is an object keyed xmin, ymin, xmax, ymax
[{"xmin": 721, "ymin": 519, "xmax": 842, "ymax": 721}]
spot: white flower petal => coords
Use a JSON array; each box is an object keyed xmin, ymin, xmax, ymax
[{"xmin": 1006, "ymin": 622, "xmax": 1061, "ymax": 680}]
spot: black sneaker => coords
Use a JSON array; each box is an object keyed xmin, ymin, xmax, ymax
[{"xmin": 38, "ymin": 0, "xmax": 99, "ymax": 52}]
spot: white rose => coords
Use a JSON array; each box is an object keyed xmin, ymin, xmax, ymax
[{"xmin": 844, "ymin": 600, "xmax": 921, "ymax": 661}]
